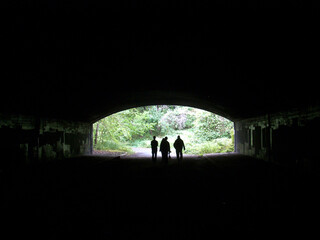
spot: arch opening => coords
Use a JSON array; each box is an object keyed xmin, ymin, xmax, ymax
[
  {"xmin": 88, "ymin": 90, "xmax": 235, "ymax": 124},
  {"xmin": 92, "ymin": 105, "xmax": 234, "ymax": 157}
]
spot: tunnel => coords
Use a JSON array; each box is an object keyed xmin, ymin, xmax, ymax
[{"xmin": 1, "ymin": 2, "xmax": 320, "ymax": 239}]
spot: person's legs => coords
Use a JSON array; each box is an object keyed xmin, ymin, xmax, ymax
[
  {"xmin": 161, "ymin": 152, "xmax": 165, "ymax": 163},
  {"xmin": 152, "ymin": 149, "xmax": 157, "ymax": 162},
  {"xmin": 177, "ymin": 151, "xmax": 182, "ymax": 163},
  {"xmin": 163, "ymin": 152, "xmax": 168, "ymax": 164},
  {"xmin": 152, "ymin": 151, "xmax": 155, "ymax": 162}
]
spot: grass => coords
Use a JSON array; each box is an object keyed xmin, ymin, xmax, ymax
[
  {"xmin": 94, "ymin": 140, "xmax": 134, "ymax": 154},
  {"xmin": 186, "ymin": 138, "xmax": 234, "ymax": 155}
]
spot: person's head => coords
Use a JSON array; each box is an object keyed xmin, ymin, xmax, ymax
[
  {"xmin": 177, "ymin": 135, "xmax": 180, "ymax": 139},
  {"xmin": 165, "ymin": 137, "xmax": 168, "ymax": 140},
  {"xmin": 153, "ymin": 136, "xmax": 156, "ymax": 140}
]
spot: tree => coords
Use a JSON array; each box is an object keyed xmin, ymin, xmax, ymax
[
  {"xmin": 93, "ymin": 108, "xmax": 157, "ymax": 147},
  {"xmin": 94, "ymin": 122, "xmax": 99, "ymax": 146},
  {"xmin": 159, "ymin": 106, "xmax": 196, "ymax": 133},
  {"xmin": 194, "ymin": 111, "xmax": 233, "ymax": 141},
  {"xmin": 92, "ymin": 105, "xmax": 234, "ymax": 152}
]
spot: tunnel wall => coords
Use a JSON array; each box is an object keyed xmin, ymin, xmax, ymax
[
  {"xmin": 235, "ymin": 106, "xmax": 320, "ymax": 174},
  {"xmin": 0, "ymin": 113, "xmax": 92, "ymax": 170}
]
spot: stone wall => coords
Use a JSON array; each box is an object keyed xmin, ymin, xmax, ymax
[
  {"xmin": 0, "ymin": 113, "xmax": 92, "ymax": 170},
  {"xmin": 235, "ymin": 106, "xmax": 320, "ymax": 174}
]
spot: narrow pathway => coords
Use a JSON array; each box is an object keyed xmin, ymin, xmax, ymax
[
  {"xmin": 93, "ymin": 148, "xmax": 199, "ymax": 159},
  {"xmin": 124, "ymin": 147, "xmax": 199, "ymax": 159},
  {"xmin": 129, "ymin": 147, "xmax": 151, "ymax": 157},
  {"xmin": 4, "ymin": 153, "xmax": 308, "ymax": 239}
]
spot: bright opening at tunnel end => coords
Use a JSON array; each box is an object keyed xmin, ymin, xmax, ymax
[{"xmin": 93, "ymin": 105, "xmax": 234, "ymax": 157}]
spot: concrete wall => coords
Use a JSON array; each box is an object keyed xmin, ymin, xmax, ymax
[
  {"xmin": 0, "ymin": 113, "xmax": 92, "ymax": 170},
  {"xmin": 235, "ymin": 106, "xmax": 320, "ymax": 174}
]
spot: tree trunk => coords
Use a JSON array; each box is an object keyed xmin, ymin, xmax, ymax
[{"xmin": 94, "ymin": 122, "xmax": 99, "ymax": 146}]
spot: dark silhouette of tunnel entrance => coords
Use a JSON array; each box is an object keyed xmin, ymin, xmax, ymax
[
  {"xmin": 2, "ymin": 85, "xmax": 319, "ymax": 239},
  {"xmin": 2, "ymin": 3, "xmax": 320, "ymax": 239},
  {"xmin": 89, "ymin": 90, "xmax": 235, "ymax": 124}
]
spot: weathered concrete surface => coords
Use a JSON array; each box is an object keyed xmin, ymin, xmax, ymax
[
  {"xmin": 2, "ymin": 154, "xmax": 318, "ymax": 239},
  {"xmin": 1, "ymin": 6, "xmax": 320, "ymax": 237},
  {"xmin": 235, "ymin": 106, "xmax": 320, "ymax": 175},
  {"xmin": 2, "ymin": 5, "xmax": 319, "ymax": 123},
  {"xmin": 0, "ymin": 113, "xmax": 92, "ymax": 170}
]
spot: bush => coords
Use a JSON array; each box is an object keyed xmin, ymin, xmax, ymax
[
  {"xmin": 93, "ymin": 106, "xmax": 235, "ymax": 155},
  {"xmin": 185, "ymin": 137, "xmax": 234, "ymax": 155},
  {"xmin": 131, "ymin": 139, "xmax": 151, "ymax": 148},
  {"xmin": 230, "ymin": 128, "xmax": 235, "ymax": 146},
  {"xmin": 95, "ymin": 140, "xmax": 132, "ymax": 153},
  {"xmin": 194, "ymin": 111, "xmax": 233, "ymax": 141},
  {"xmin": 159, "ymin": 107, "xmax": 197, "ymax": 133}
]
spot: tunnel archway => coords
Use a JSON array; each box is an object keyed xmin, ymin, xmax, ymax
[
  {"xmin": 2, "ymin": 6, "xmax": 320, "ymax": 238},
  {"xmin": 92, "ymin": 104, "xmax": 235, "ymax": 157},
  {"xmin": 89, "ymin": 90, "xmax": 235, "ymax": 124}
]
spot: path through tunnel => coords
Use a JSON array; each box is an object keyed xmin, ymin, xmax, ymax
[
  {"xmin": 1, "ymin": 88, "xmax": 320, "ymax": 240},
  {"xmin": 2, "ymin": 5, "xmax": 320, "ymax": 239},
  {"xmin": 4, "ymin": 152, "xmax": 314, "ymax": 239},
  {"xmin": 1, "ymin": 90, "xmax": 320, "ymax": 240}
]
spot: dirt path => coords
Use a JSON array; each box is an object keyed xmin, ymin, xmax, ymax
[
  {"xmin": 129, "ymin": 147, "xmax": 151, "ymax": 157},
  {"xmin": 93, "ymin": 147, "xmax": 199, "ymax": 159},
  {"xmin": 93, "ymin": 150, "xmax": 126, "ymax": 157},
  {"xmin": 92, "ymin": 148, "xmax": 151, "ymax": 158},
  {"xmin": 124, "ymin": 147, "xmax": 198, "ymax": 159}
]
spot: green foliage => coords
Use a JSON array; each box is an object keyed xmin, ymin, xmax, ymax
[
  {"xmin": 131, "ymin": 139, "xmax": 151, "ymax": 148},
  {"xmin": 93, "ymin": 105, "xmax": 234, "ymax": 154},
  {"xmin": 159, "ymin": 107, "xmax": 196, "ymax": 133},
  {"xmin": 230, "ymin": 128, "xmax": 235, "ymax": 146},
  {"xmin": 95, "ymin": 140, "xmax": 133, "ymax": 153},
  {"xmin": 93, "ymin": 108, "xmax": 156, "ymax": 143},
  {"xmin": 194, "ymin": 111, "xmax": 233, "ymax": 141},
  {"xmin": 186, "ymin": 138, "xmax": 234, "ymax": 155}
]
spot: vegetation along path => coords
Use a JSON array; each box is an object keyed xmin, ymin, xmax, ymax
[{"xmin": 93, "ymin": 106, "xmax": 234, "ymax": 155}]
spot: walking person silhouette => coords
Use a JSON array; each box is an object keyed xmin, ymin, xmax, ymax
[
  {"xmin": 174, "ymin": 135, "xmax": 185, "ymax": 163},
  {"xmin": 160, "ymin": 137, "xmax": 170, "ymax": 164},
  {"xmin": 151, "ymin": 136, "xmax": 158, "ymax": 162}
]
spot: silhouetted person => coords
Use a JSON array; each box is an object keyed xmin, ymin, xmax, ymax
[
  {"xmin": 159, "ymin": 138, "xmax": 164, "ymax": 161},
  {"xmin": 174, "ymin": 135, "xmax": 185, "ymax": 162},
  {"xmin": 160, "ymin": 137, "xmax": 170, "ymax": 164},
  {"xmin": 151, "ymin": 136, "xmax": 158, "ymax": 162}
]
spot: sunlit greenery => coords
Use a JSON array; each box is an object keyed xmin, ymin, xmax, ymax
[{"xmin": 93, "ymin": 106, "xmax": 234, "ymax": 155}]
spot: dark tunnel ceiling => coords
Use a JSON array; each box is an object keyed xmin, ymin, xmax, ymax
[{"xmin": 2, "ymin": 2, "xmax": 319, "ymax": 122}]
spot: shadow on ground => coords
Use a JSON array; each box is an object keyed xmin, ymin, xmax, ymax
[{"xmin": 2, "ymin": 153, "xmax": 318, "ymax": 239}]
